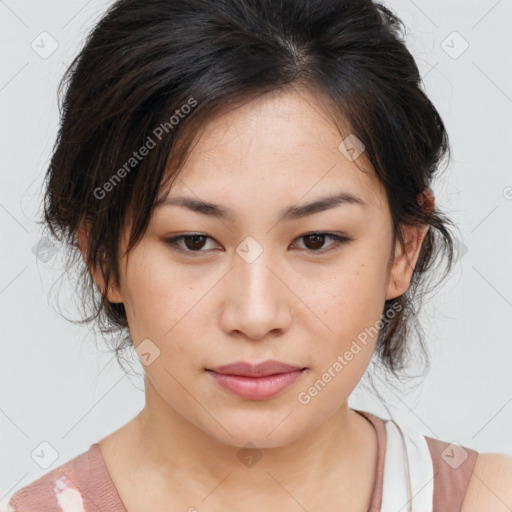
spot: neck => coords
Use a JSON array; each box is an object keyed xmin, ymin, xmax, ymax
[{"xmin": 116, "ymin": 378, "xmax": 377, "ymax": 509}]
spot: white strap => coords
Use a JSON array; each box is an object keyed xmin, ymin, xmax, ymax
[{"xmin": 381, "ymin": 419, "xmax": 434, "ymax": 512}]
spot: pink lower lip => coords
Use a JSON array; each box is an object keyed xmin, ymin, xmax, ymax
[{"xmin": 208, "ymin": 369, "xmax": 305, "ymax": 400}]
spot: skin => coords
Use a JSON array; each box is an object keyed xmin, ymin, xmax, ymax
[{"xmin": 78, "ymin": 85, "xmax": 512, "ymax": 511}]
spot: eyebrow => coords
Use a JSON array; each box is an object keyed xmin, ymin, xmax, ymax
[{"xmin": 154, "ymin": 191, "xmax": 367, "ymax": 223}]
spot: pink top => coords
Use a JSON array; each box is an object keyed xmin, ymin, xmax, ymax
[{"xmin": 7, "ymin": 409, "xmax": 478, "ymax": 511}]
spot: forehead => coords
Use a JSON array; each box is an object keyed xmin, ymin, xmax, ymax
[{"xmin": 162, "ymin": 86, "xmax": 387, "ymax": 212}]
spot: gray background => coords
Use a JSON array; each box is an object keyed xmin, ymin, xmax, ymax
[{"xmin": 1, "ymin": 0, "xmax": 511, "ymax": 504}]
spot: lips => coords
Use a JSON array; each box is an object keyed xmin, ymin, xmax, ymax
[
  {"xmin": 207, "ymin": 360, "xmax": 305, "ymax": 377},
  {"xmin": 206, "ymin": 360, "xmax": 307, "ymax": 400}
]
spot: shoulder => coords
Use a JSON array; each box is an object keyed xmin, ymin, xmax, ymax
[
  {"xmin": 461, "ymin": 452, "xmax": 512, "ymax": 512},
  {"xmin": 6, "ymin": 445, "xmax": 95, "ymax": 511},
  {"xmin": 7, "ymin": 468, "xmax": 80, "ymax": 512}
]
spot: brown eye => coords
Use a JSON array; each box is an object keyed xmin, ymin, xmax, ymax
[
  {"xmin": 165, "ymin": 234, "xmax": 217, "ymax": 254},
  {"xmin": 294, "ymin": 232, "xmax": 351, "ymax": 254},
  {"xmin": 302, "ymin": 233, "xmax": 326, "ymax": 250},
  {"xmin": 165, "ymin": 232, "xmax": 351, "ymax": 257},
  {"xmin": 182, "ymin": 235, "xmax": 207, "ymax": 251}
]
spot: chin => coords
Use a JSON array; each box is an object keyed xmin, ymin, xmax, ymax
[{"xmin": 199, "ymin": 410, "xmax": 307, "ymax": 450}]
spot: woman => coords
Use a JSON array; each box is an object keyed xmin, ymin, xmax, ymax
[{"xmin": 7, "ymin": 0, "xmax": 512, "ymax": 510}]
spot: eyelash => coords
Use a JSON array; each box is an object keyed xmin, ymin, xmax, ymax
[{"xmin": 164, "ymin": 232, "xmax": 351, "ymax": 256}]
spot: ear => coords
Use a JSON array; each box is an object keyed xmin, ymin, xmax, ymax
[
  {"xmin": 386, "ymin": 188, "xmax": 434, "ymax": 301},
  {"xmin": 77, "ymin": 223, "xmax": 123, "ymax": 304}
]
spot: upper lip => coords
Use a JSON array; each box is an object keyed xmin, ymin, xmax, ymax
[{"xmin": 208, "ymin": 360, "xmax": 305, "ymax": 377}]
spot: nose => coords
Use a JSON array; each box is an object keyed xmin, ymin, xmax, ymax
[{"xmin": 219, "ymin": 243, "xmax": 292, "ymax": 341}]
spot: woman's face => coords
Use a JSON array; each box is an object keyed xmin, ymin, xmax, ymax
[{"xmin": 103, "ymin": 87, "xmax": 426, "ymax": 448}]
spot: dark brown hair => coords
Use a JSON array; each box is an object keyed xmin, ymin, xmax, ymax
[{"xmin": 42, "ymin": 0, "xmax": 456, "ymax": 384}]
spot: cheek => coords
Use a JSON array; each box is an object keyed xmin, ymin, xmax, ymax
[
  {"xmin": 320, "ymin": 257, "xmax": 387, "ymax": 323},
  {"xmin": 120, "ymin": 249, "xmax": 200, "ymax": 342},
  {"xmin": 308, "ymin": 252, "xmax": 389, "ymax": 372}
]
